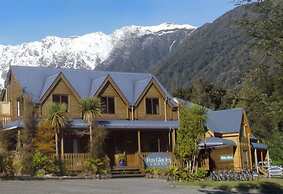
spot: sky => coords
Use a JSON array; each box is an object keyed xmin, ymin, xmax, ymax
[{"xmin": 0, "ymin": 0, "xmax": 236, "ymax": 45}]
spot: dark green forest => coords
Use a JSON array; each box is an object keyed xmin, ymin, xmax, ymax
[{"xmin": 174, "ymin": 0, "xmax": 283, "ymax": 164}]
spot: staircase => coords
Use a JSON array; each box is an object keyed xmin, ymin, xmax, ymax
[{"xmin": 111, "ymin": 167, "xmax": 144, "ymax": 178}]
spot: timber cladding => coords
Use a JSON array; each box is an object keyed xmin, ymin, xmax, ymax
[
  {"xmin": 135, "ymin": 83, "xmax": 177, "ymax": 120},
  {"xmin": 41, "ymin": 78, "xmax": 82, "ymax": 118},
  {"xmin": 97, "ymin": 82, "xmax": 128, "ymax": 120},
  {"xmin": 7, "ymin": 74, "xmax": 22, "ymax": 120},
  {"xmin": 6, "ymin": 70, "xmax": 178, "ymax": 121},
  {"xmin": 222, "ymin": 135, "xmax": 242, "ymax": 170},
  {"xmin": 210, "ymin": 146, "xmax": 235, "ymax": 170}
]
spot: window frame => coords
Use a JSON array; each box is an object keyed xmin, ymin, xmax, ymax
[
  {"xmin": 101, "ymin": 96, "xmax": 115, "ymax": 114},
  {"xmin": 52, "ymin": 94, "xmax": 69, "ymax": 112},
  {"xmin": 145, "ymin": 97, "xmax": 160, "ymax": 115}
]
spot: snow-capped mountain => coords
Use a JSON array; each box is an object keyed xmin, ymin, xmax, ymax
[{"xmin": 0, "ymin": 23, "xmax": 195, "ymax": 86}]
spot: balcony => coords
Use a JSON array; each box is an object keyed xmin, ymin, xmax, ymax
[{"xmin": 0, "ymin": 101, "xmax": 11, "ymax": 127}]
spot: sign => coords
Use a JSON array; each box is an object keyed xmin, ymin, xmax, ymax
[
  {"xmin": 144, "ymin": 152, "xmax": 172, "ymax": 168},
  {"xmin": 220, "ymin": 155, "xmax": 233, "ymax": 161}
]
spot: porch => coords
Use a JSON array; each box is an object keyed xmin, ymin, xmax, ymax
[{"xmin": 59, "ymin": 119, "xmax": 178, "ymax": 172}]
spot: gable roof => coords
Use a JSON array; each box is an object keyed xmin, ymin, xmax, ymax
[
  {"xmin": 8, "ymin": 66, "xmax": 176, "ymax": 106},
  {"xmin": 206, "ymin": 108, "xmax": 244, "ymax": 133}
]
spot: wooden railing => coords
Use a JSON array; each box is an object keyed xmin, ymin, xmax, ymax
[
  {"xmin": 0, "ymin": 115, "xmax": 11, "ymax": 129},
  {"xmin": 49, "ymin": 152, "xmax": 173, "ymax": 172},
  {"xmin": 49, "ymin": 153, "xmax": 91, "ymax": 172},
  {"xmin": 63, "ymin": 153, "xmax": 90, "ymax": 172}
]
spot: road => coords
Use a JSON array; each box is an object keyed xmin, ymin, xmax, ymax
[{"xmin": 0, "ymin": 178, "xmax": 228, "ymax": 194}]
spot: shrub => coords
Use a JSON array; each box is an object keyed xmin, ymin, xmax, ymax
[
  {"xmin": 12, "ymin": 151, "xmax": 24, "ymax": 176},
  {"xmin": 166, "ymin": 166, "xmax": 208, "ymax": 182},
  {"xmin": 193, "ymin": 168, "xmax": 208, "ymax": 180},
  {"xmin": 85, "ymin": 157, "xmax": 110, "ymax": 175},
  {"xmin": 32, "ymin": 151, "xmax": 59, "ymax": 176},
  {"xmin": 0, "ymin": 153, "xmax": 14, "ymax": 176}
]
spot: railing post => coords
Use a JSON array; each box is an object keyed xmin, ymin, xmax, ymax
[
  {"xmin": 138, "ymin": 130, "xmax": 141, "ymax": 153},
  {"xmin": 254, "ymin": 148, "xmax": 258, "ymax": 173},
  {"xmin": 61, "ymin": 130, "xmax": 64, "ymax": 160}
]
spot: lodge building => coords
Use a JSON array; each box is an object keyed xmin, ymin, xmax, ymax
[{"xmin": 0, "ymin": 66, "xmax": 268, "ymax": 173}]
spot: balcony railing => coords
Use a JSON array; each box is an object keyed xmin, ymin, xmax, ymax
[{"xmin": 0, "ymin": 101, "xmax": 11, "ymax": 128}]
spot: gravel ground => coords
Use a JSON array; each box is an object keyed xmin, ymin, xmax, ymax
[{"xmin": 0, "ymin": 178, "xmax": 227, "ymax": 194}]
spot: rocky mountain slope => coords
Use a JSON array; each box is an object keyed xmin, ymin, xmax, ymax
[
  {"xmin": 0, "ymin": 23, "xmax": 195, "ymax": 86},
  {"xmin": 154, "ymin": 5, "xmax": 261, "ymax": 91}
]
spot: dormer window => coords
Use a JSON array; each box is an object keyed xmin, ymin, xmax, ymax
[
  {"xmin": 146, "ymin": 98, "xmax": 159, "ymax": 115},
  {"xmin": 52, "ymin": 94, "xmax": 69, "ymax": 111},
  {"xmin": 101, "ymin": 96, "xmax": 115, "ymax": 114}
]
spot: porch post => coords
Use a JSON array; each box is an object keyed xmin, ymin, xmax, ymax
[
  {"xmin": 137, "ymin": 130, "xmax": 141, "ymax": 153},
  {"xmin": 267, "ymin": 150, "xmax": 271, "ymax": 178},
  {"xmin": 254, "ymin": 148, "xmax": 258, "ymax": 173},
  {"xmin": 157, "ymin": 136, "xmax": 161, "ymax": 152},
  {"xmin": 168, "ymin": 130, "xmax": 171, "ymax": 152},
  {"xmin": 55, "ymin": 133, "xmax": 59, "ymax": 159},
  {"xmin": 172, "ymin": 128, "xmax": 176, "ymax": 152},
  {"xmin": 16, "ymin": 129, "xmax": 21, "ymax": 150},
  {"xmin": 261, "ymin": 151, "xmax": 264, "ymax": 162},
  {"xmin": 61, "ymin": 130, "xmax": 64, "ymax": 160}
]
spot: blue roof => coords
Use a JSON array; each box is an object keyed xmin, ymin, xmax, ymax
[
  {"xmin": 9, "ymin": 66, "xmax": 177, "ymax": 106},
  {"xmin": 1, "ymin": 118, "xmax": 178, "ymax": 131},
  {"xmin": 199, "ymin": 137, "xmax": 236, "ymax": 148},
  {"xmin": 1, "ymin": 119, "xmax": 23, "ymax": 131},
  {"xmin": 206, "ymin": 108, "xmax": 244, "ymax": 133},
  {"xmin": 252, "ymin": 142, "xmax": 268, "ymax": 150},
  {"xmin": 97, "ymin": 120, "xmax": 178, "ymax": 130}
]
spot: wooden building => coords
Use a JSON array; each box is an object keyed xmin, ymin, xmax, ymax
[
  {"xmin": 0, "ymin": 66, "xmax": 268, "ymax": 174},
  {"xmin": 198, "ymin": 108, "xmax": 269, "ymax": 172},
  {"xmin": 0, "ymin": 66, "xmax": 179, "ymax": 172}
]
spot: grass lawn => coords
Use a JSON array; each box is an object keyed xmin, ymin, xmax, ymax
[{"xmin": 183, "ymin": 177, "xmax": 283, "ymax": 193}]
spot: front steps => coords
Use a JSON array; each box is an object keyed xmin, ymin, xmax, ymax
[{"xmin": 111, "ymin": 167, "xmax": 144, "ymax": 178}]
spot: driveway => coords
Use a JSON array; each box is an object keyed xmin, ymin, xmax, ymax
[{"xmin": 0, "ymin": 178, "xmax": 226, "ymax": 194}]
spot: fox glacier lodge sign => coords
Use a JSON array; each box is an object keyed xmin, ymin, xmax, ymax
[{"xmin": 144, "ymin": 153, "xmax": 172, "ymax": 168}]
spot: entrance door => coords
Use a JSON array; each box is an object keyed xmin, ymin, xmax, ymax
[{"xmin": 105, "ymin": 131, "xmax": 138, "ymax": 168}]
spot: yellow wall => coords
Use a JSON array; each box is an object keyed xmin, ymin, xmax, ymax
[
  {"xmin": 97, "ymin": 82, "xmax": 128, "ymax": 120},
  {"xmin": 135, "ymin": 83, "xmax": 177, "ymax": 120},
  {"xmin": 41, "ymin": 78, "xmax": 81, "ymax": 118},
  {"xmin": 222, "ymin": 134, "xmax": 242, "ymax": 170},
  {"xmin": 6, "ymin": 73, "xmax": 178, "ymax": 122},
  {"xmin": 210, "ymin": 146, "xmax": 235, "ymax": 170},
  {"xmin": 7, "ymin": 74, "xmax": 22, "ymax": 119}
]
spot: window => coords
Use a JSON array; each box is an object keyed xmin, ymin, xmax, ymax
[
  {"xmin": 146, "ymin": 98, "xmax": 159, "ymax": 115},
  {"xmin": 101, "ymin": 96, "xmax": 115, "ymax": 114},
  {"xmin": 52, "ymin": 94, "xmax": 69, "ymax": 111}
]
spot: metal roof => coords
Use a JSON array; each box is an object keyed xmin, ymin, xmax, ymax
[
  {"xmin": 1, "ymin": 118, "xmax": 178, "ymax": 131},
  {"xmin": 206, "ymin": 108, "xmax": 244, "ymax": 133},
  {"xmin": 9, "ymin": 66, "xmax": 177, "ymax": 106},
  {"xmin": 251, "ymin": 142, "xmax": 268, "ymax": 150},
  {"xmin": 97, "ymin": 120, "xmax": 178, "ymax": 130},
  {"xmin": 199, "ymin": 137, "xmax": 236, "ymax": 149},
  {"xmin": 1, "ymin": 119, "xmax": 23, "ymax": 131}
]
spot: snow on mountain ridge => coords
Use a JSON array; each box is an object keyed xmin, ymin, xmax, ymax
[{"xmin": 0, "ymin": 23, "xmax": 195, "ymax": 86}]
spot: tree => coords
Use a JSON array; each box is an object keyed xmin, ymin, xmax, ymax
[
  {"xmin": 47, "ymin": 103, "xmax": 68, "ymax": 160},
  {"xmin": 80, "ymin": 97, "xmax": 102, "ymax": 157},
  {"xmin": 176, "ymin": 105, "xmax": 207, "ymax": 172},
  {"xmin": 233, "ymin": 0, "xmax": 283, "ymax": 164},
  {"xmin": 12, "ymin": 95, "xmax": 37, "ymax": 175},
  {"xmin": 33, "ymin": 120, "xmax": 55, "ymax": 154},
  {"xmin": 173, "ymin": 79, "xmax": 227, "ymax": 110}
]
